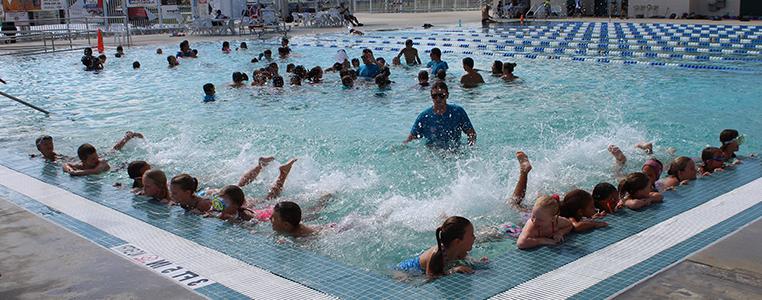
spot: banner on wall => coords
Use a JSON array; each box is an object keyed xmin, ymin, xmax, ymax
[
  {"xmin": 1, "ymin": 0, "xmax": 41, "ymax": 12},
  {"xmin": 68, "ymin": 0, "xmax": 103, "ymax": 18},
  {"xmin": 4, "ymin": 11, "xmax": 29, "ymax": 25},
  {"xmin": 126, "ymin": 0, "xmax": 157, "ymax": 8},
  {"xmin": 161, "ymin": 5, "xmax": 181, "ymax": 22},
  {"xmin": 40, "ymin": 0, "xmax": 64, "ymax": 10}
]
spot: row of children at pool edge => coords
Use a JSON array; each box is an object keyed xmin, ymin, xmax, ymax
[{"xmin": 32, "ymin": 128, "xmax": 748, "ymax": 277}]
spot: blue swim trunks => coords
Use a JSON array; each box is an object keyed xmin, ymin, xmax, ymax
[{"xmin": 396, "ymin": 256, "xmax": 423, "ymax": 274}]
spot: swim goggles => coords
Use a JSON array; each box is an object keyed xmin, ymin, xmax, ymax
[{"xmin": 723, "ymin": 134, "xmax": 745, "ymax": 146}]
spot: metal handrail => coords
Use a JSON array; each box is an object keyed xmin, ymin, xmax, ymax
[{"xmin": 0, "ymin": 91, "xmax": 50, "ymax": 115}]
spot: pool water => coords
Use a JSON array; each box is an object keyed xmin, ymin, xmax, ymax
[{"xmin": 1, "ymin": 24, "xmax": 761, "ymax": 275}]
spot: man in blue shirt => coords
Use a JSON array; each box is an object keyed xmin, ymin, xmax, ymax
[
  {"xmin": 426, "ymin": 47, "xmax": 449, "ymax": 77},
  {"xmin": 358, "ymin": 48, "xmax": 381, "ymax": 79},
  {"xmin": 404, "ymin": 81, "xmax": 476, "ymax": 150}
]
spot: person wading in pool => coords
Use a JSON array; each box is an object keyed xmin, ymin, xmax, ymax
[{"xmin": 404, "ymin": 81, "xmax": 476, "ymax": 150}]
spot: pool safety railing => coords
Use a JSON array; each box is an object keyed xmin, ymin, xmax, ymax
[{"xmin": 0, "ymin": 91, "xmax": 50, "ymax": 116}]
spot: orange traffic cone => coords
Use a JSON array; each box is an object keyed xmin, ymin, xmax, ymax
[
  {"xmin": 97, "ymin": 29, "xmax": 104, "ymax": 53},
  {"xmin": 520, "ymin": 14, "xmax": 525, "ymax": 26}
]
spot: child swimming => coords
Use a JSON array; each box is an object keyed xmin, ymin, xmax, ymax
[
  {"xmin": 592, "ymin": 182, "xmax": 620, "ymax": 213},
  {"xmin": 661, "ymin": 156, "xmax": 698, "ymax": 190},
  {"xmin": 167, "ymin": 55, "xmax": 179, "ymax": 68},
  {"xmin": 140, "ymin": 169, "xmax": 172, "ymax": 204},
  {"xmin": 222, "ymin": 41, "xmax": 231, "ymax": 53},
  {"xmin": 270, "ymin": 201, "xmax": 318, "ymax": 237},
  {"xmin": 62, "ymin": 131, "xmax": 144, "ymax": 176},
  {"xmin": 341, "ymin": 75, "xmax": 354, "ymax": 89},
  {"xmin": 559, "ymin": 189, "xmax": 608, "ymax": 232},
  {"xmin": 31, "ymin": 135, "xmax": 65, "ymax": 161},
  {"xmin": 491, "ymin": 60, "xmax": 503, "ymax": 76},
  {"xmin": 719, "ymin": 129, "xmax": 743, "ymax": 162},
  {"xmin": 127, "ymin": 160, "xmax": 151, "ymax": 191},
  {"xmin": 700, "ymin": 147, "xmax": 726, "ymax": 175},
  {"xmin": 417, "ymin": 70, "xmax": 430, "ymax": 87},
  {"xmin": 171, "ymin": 174, "xmax": 212, "ymax": 214},
  {"xmin": 396, "ymin": 216, "xmax": 477, "ymax": 277},
  {"xmin": 203, "ymin": 83, "xmax": 216, "ymax": 102},
  {"xmin": 618, "ymin": 172, "xmax": 664, "ymax": 210},
  {"xmin": 509, "ymin": 152, "xmax": 573, "ymax": 249},
  {"xmin": 230, "ymin": 72, "xmax": 246, "ymax": 88},
  {"xmin": 501, "ymin": 62, "xmax": 519, "ymax": 81},
  {"xmin": 132, "ymin": 61, "xmax": 140, "ymax": 69}
]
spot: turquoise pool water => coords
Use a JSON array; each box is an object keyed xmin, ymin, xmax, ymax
[{"xmin": 1, "ymin": 24, "xmax": 761, "ymax": 275}]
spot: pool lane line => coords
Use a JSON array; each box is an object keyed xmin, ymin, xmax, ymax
[
  {"xmin": 489, "ymin": 176, "xmax": 762, "ymax": 300},
  {"xmin": 294, "ymin": 42, "xmax": 755, "ymax": 72},
  {"xmin": 371, "ymin": 34, "xmax": 762, "ymax": 55},
  {"xmin": 403, "ymin": 31, "xmax": 762, "ymax": 49},
  {"xmin": 0, "ymin": 164, "xmax": 336, "ymax": 300},
  {"xmin": 334, "ymin": 36, "xmax": 762, "ymax": 62}
]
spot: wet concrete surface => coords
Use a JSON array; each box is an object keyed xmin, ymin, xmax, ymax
[
  {"xmin": 617, "ymin": 218, "xmax": 762, "ymax": 300},
  {"xmin": 0, "ymin": 197, "xmax": 206, "ymax": 300}
]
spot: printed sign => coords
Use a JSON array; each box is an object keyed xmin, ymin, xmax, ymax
[
  {"xmin": 111, "ymin": 244, "xmax": 215, "ymax": 289},
  {"xmin": 161, "ymin": 4, "xmax": 181, "ymax": 22},
  {"xmin": 126, "ymin": 0, "xmax": 157, "ymax": 8},
  {"xmin": 40, "ymin": 0, "xmax": 63, "ymax": 10},
  {"xmin": 4, "ymin": 11, "xmax": 29, "ymax": 25}
]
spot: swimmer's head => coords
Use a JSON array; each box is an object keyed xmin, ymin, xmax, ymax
[
  {"xmin": 98, "ymin": 54, "xmax": 107, "ymax": 63},
  {"xmin": 167, "ymin": 55, "xmax": 178, "ymax": 66},
  {"xmin": 362, "ymin": 49, "xmax": 374, "ymax": 63},
  {"xmin": 240, "ymin": 42, "xmax": 247, "ymax": 49},
  {"xmin": 641, "ymin": 158, "xmax": 663, "ymax": 187},
  {"xmin": 720, "ymin": 129, "xmax": 741, "ymax": 154},
  {"xmin": 462, "ymin": 57, "xmax": 475, "ymax": 71},
  {"xmin": 263, "ymin": 49, "xmax": 272, "ymax": 58},
  {"xmin": 251, "ymin": 58, "xmax": 259, "ymax": 63},
  {"xmin": 268, "ymin": 62, "xmax": 279, "ymax": 73},
  {"xmin": 374, "ymin": 74, "xmax": 390, "ymax": 88},
  {"xmin": 222, "ymin": 41, "xmax": 230, "ymax": 49},
  {"xmin": 351, "ymin": 58, "xmax": 360, "ymax": 68},
  {"xmin": 418, "ymin": 70, "xmax": 429, "ymax": 83},
  {"xmin": 170, "ymin": 174, "xmax": 198, "ymax": 203},
  {"xmin": 436, "ymin": 69, "xmax": 446, "ymax": 80},
  {"xmin": 560, "ymin": 189, "xmax": 595, "ymax": 221},
  {"xmin": 531, "ymin": 194, "xmax": 561, "ymax": 227},
  {"xmin": 290, "ymin": 75, "xmax": 302, "ymax": 86},
  {"xmin": 203, "ymin": 83, "xmax": 215, "ymax": 96},
  {"xmin": 668, "ymin": 156, "xmax": 697, "ymax": 182},
  {"xmin": 592, "ymin": 182, "xmax": 619, "ymax": 213},
  {"xmin": 241, "ymin": 73, "xmax": 249, "ymax": 81},
  {"xmin": 116, "ymin": 45, "xmax": 123, "ymax": 53},
  {"xmin": 376, "ymin": 57, "xmax": 386, "ymax": 67},
  {"xmin": 156, "ymin": 48, "xmax": 163, "ymax": 54},
  {"xmin": 491, "ymin": 60, "xmax": 503, "ymax": 74},
  {"xmin": 281, "ymin": 37, "xmax": 289, "ymax": 47},
  {"xmin": 219, "ymin": 185, "xmax": 245, "ymax": 208},
  {"xmin": 294, "ymin": 65, "xmax": 307, "ymax": 78},
  {"xmin": 84, "ymin": 48, "xmax": 92, "ymax": 56},
  {"xmin": 286, "ymin": 63, "xmax": 295, "ymax": 73},
  {"xmin": 430, "ymin": 81, "xmax": 449, "ymax": 106},
  {"xmin": 76, "ymin": 143, "xmax": 99, "ymax": 167},
  {"xmin": 232, "ymin": 72, "xmax": 244, "ymax": 83},
  {"xmin": 701, "ymin": 146, "xmax": 725, "ymax": 173},
  {"xmin": 430, "ymin": 47, "xmax": 442, "ymax": 60},
  {"xmin": 331, "ymin": 62, "xmax": 342, "ymax": 71},
  {"xmin": 308, "ymin": 66, "xmax": 323, "ymax": 81},
  {"xmin": 142, "ymin": 169, "xmax": 168, "ymax": 199},
  {"xmin": 273, "ymin": 76, "xmax": 284, "ymax": 88},
  {"xmin": 429, "ymin": 216, "xmax": 474, "ymax": 276},
  {"xmin": 341, "ymin": 75, "xmax": 354, "ymax": 88},
  {"xmin": 503, "ymin": 62, "xmax": 517, "ymax": 74},
  {"xmin": 35, "ymin": 135, "xmax": 54, "ymax": 158},
  {"xmin": 132, "ymin": 61, "xmax": 140, "ymax": 69},
  {"xmin": 405, "ymin": 39, "xmax": 414, "ymax": 47},
  {"xmin": 128, "ymin": 160, "xmax": 151, "ymax": 188},
  {"xmin": 618, "ymin": 172, "xmax": 651, "ymax": 199},
  {"xmin": 191, "ymin": 49, "xmax": 198, "ymax": 57},
  {"xmin": 271, "ymin": 201, "xmax": 302, "ymax": 233}
]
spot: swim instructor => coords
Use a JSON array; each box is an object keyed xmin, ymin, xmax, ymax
[{"xmin": 404, "ymin": 81, "xmax": 476, "ymax": 150}]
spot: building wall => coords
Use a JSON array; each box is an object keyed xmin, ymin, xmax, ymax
[{"xmin": 627, "ymin": 0, "xmax": 742, "ymax": 18}]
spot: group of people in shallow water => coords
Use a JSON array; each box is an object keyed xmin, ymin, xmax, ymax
[{"xmin": 69, "ymin": 38, "xmax": 751, "ymax": 279}]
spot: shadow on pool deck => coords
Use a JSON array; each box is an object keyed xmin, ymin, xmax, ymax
[
  {"xmin": 616, "ymin": 217, "xmax": 762, "ymax": 300},
  {"xmin": 0, "ymin": 197, "xmax": 205, "ymax": 300}
]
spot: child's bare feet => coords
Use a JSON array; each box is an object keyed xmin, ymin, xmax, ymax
[
  {"xmin": 279, "ymin": 158, "xmax": 298, "ymax": 174},
  {"xmin": 608, "ymin": 145, "xmax": 627, "ymax": 165},
  {"xmin": 516, "ymin": 151, "xmax": 532, "ymax": 174},
  {"xmin": 635, "ymin": 142, "xmax": 653, "ymax": 154},
  {"xmin": 259, "ymin": 156, "xmax": 275, "ymax": 166}
]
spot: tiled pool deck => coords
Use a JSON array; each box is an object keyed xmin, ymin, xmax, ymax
[{"xmin": 1, "ymin": 150, "xmax": 761, "ymax": 299}]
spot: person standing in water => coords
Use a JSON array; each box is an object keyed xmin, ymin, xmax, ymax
[{"xmin": 404, "ymin": 81, "xmax": 476, "ymax": 150}]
